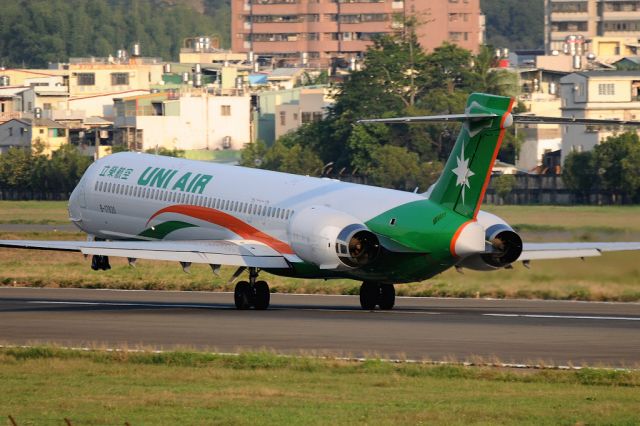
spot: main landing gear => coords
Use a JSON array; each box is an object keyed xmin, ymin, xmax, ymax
[
  {"xmin": 359, "ymin": 281, "xmax": 395, "ymax": 310},
  {"xmin": 91, "ymin": 255, "xmax": 111, "ymax": 271},
  {"xmin": 234, "ymin": 267, "xmax": 270, "ymax": 310}
]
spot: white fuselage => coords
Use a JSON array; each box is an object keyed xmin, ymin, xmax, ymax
[{"xmin": 69, "ymin": 152, "xmax": 425, "ymax": 244}]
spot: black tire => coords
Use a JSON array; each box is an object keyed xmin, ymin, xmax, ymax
[
  {"xmin": 234, "ymin": 281, "xmax": 252, "ymax": 310},
  {"xmin": 102, "ymin": 256, "xmax": 111, "ymax": 271},
  {"xmin": 378, "ymin": 284, "xmax": 395, "ymax": 310},
  {"xmin": 359, "ymin": 282, "xmax": 380, "ymax": 310},
  {"xmin": 253, "ymin": 281, "xmax": 270, "ymax": 310}
]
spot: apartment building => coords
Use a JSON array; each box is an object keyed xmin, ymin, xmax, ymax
[
  {"xmin": 545, "ymin": 0, "xmax": 640, "ymax": 54},
  {"xmin": 255, "ymin": 85, "xmax": 334, "ymax": 144},
  {"xmin": 231, "ymin": 0, "xmax": 483, "ymax": 68},
  {"xmin": 0, "ymin": 117, "xmax": 69, "ymax": 156},
  {"xmin": 113, "ymin": 90, "xmax": 250, "ymax": 152},
  {"xmin": 559, "ymin": 70, "xmax": 640, "ymax": 163}
]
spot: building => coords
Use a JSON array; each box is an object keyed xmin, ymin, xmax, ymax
[
  {"xmin": 113, "ymin": 90, "xmax": 251, "ymax": 153},
  {"xmin": 0, "ymin": 117, "xmax": 68, "ymax": 156},
  {"xmin": 275, "ymin": 87, "xmax": 331, "ymax": 140},
  {"xmin": 517, "ymin": 68, "xmax": 568, "ymax": 171},
  {"xmin": 179, "ymin": 36, "xmax": 247, "ymax": 64},
  {"xmin": 231, "ymin": 0, "xmax": 483, "ymax": 68},
  {"xmin": 545, "ymin": 0, "xmax": 640, "ymax": 54},
  {"xmin": 559, "ymin": 70, "xmax": 640, "ymax": 163},
  {"xmin": 255, "ymin": 85, "xmax": 333, "ymax": 145}
]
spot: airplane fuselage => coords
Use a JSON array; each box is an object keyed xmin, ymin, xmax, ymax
[{"xmin": 68, "ymin": 152, "xmax": 475, "ymax": 283}]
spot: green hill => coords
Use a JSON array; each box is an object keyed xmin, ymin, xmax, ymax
[
  {"xmin": 0, "ymin": 0, "xmax": 230, "ymax": 68},
  {"xmin": 481, "ymin": 0, "xmax": 544, "ymax": 50}
]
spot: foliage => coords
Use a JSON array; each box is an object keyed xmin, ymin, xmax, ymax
[
  {"xmin": 246, "ymin": 29, "xmax": 520, "ymax": 190},
  {"xmin": 562, "ymin": 151, "xmax": 597, "ymax": 203},
  {"xmin": 144, "ymin": 147, "xmax": 185, "ymax": 158},
  {"xmin": 0, "ymin": 146, "xmax": 91, "ymax": 195},
  {"xmin": 0, "ymin": 0, "xmax": 230, "ymax": 68},
  {"xmin": 240, "ymin": 137, "xmax": 323, "ymax": 175},
  {"xmin": 563, "ymin": 132, "xmax": 640, "ymax": 203},
  {"xmin": 481, "ymin": 0, "xmax": 544, "ymax": 50},
  {"xmin": 493, "ymin": 174, "xmax": 516, "ymax": 203}
]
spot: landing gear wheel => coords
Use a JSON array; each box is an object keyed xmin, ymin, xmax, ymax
[
  {"xmin": 91, "ymin": 255, "xmax": 111, "ymax": 271},
  {"xmin": 253, "ymin": 281, "xmax": 270, "ymax": 310},
  {"xmin": 359, "ymin": 282, "xmax": 379, "ymax": 310},
  {"xmin": 378, "ymin": 284, "xmax": 395, "ymax": 310},
  {"xmin": 234, "ymin": 281, "xmax": 252, "ymax": 310}
]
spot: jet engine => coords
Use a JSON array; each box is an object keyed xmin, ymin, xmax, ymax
[
  {"xmin": 288, "ymin": 206, "xmax": 380, "ymax": 270},
  {"xmin": 457, "ymin": 211, "xmax": 523, "ymax": 271}
]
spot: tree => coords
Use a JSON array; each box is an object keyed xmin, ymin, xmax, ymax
[
  {"xmin": 144, "ymin": 147, "xmax": 185, "ymax": 158},
  {"xmin": 0, "ymin": 148, "xmax": 35, "ymax": 193},
  {"xmin": 366, "ymin": 145, "xmax": 421, "ymax": 190},
  {"xmin": 481, "ymin": 0, "xmax": 544, "ymax": 50},
  {"xmin": 593, "ymin": 132, "xmax": 640, "ymax": 203},
  {"xmin": 0, "ymin": 0, "xmax": 231, "ymax": 68},
  {"xmin": 563, "ymin": 151, "xmax": 597, "ymax": 203},
  {"xmin": 493, "ymin": 174, "xmax": 516, "ymax": 204}
]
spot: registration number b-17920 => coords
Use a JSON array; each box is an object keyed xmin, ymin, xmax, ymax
[{"xmin": 98, "ymin": 204, "xmax": 117, "ymax": 215}]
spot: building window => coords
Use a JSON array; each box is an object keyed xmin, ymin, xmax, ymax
[
  {"xmin": 77, "ymin": 73, "xmax": 95, "ymax": 86},
  {"xmin": 48, "ymin": 128, "xmax": 66, "ymax": 137},
  {"xmin": 8, "ymin": 127, "xmax": 12, "ymax": 137},
  {"xmin": 111, "ymin": 73, "xmax": 129, "ymax": 86},
  {"xmin": 221, "ymin": 105, "xmax": 231, "ymax": 116},
  {"xmin": 280, "ymin": 111, "xmax": 286, "ymax": 126},
  {"xmin": 598, "ymin": 83, "xmax": 615, "ymax": 95}
]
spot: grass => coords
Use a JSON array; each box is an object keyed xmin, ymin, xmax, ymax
[
  {"xmin": 0, "ymin": 346, "xmax": 639, "ymax": 425},
  {"xmin": 0, "ymin": 231, "xmax": 639, "ymax": 301},
  {"xmin": 0, "ymin": 200, "xmax": 69, "ymax": 225},
  {"xmin": 0, "ymin": 202, "xmax": 640, "ymax": 301}
]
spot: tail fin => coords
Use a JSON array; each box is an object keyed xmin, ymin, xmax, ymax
[
  {"xmin": 359, "ymin": 92, "xmax": 640, "ymax": 219},
  {"xmin": 428, "ymin": 93, "xmax": 514, "ymax": 219}
]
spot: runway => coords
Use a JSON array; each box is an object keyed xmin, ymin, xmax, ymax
[{"xmin": 0, "ymin": 287, "xmax": 639, "ymax": 367}]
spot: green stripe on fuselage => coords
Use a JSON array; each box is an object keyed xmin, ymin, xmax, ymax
[
  {"xmin": 138, "ymin": 221, "xmax": 198, "ymax": 239},
  {"xmin": 270, "ymin": 199, "xmax": 469, "ymax": 284}
]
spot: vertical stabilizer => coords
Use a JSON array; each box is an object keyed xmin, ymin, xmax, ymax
[{"xmin": 428, "ymin": 93, "xmax": 514, "ymax": 219}]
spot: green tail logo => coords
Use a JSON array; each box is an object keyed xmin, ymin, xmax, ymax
[{"xmin": 429, "ymin": 93, "xmax": 514, "ymax": 219}]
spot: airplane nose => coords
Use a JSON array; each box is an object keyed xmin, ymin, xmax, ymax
[{"xmin": 68, "ymin": 186, "xmax": 83, "ymax": 223}]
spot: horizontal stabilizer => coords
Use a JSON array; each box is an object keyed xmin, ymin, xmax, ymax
[
  {"xmin": 513, "ymin": 115, "xmax": 640, "ymax": 126},
  {"xmin": 357, "ymin": 113, "xmax": 498, "ymax": 125},
  {"xmin": 359, "ymin": 113, "xmax": 640, "ymax": 127}
]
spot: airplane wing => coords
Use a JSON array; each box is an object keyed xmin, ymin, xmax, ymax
[
  {"xmin": 0, "ymin": 239, "xmax": 291, "ymax": 269},
  {"xmin": 519, "ymin": 242, "xmax": 640, "ymax": 261}
]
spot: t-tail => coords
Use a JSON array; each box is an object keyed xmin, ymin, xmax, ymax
[
  {"xmin": 359, "ymin": 92, "xmax": 640, "ymax": 219},
  {"xmin": 428, "ymin": 94, "xmax": 514, "ymax": 218},
  {"xmin": 360, "ymin": 93, "xmax": 515, "ymax": 219}
]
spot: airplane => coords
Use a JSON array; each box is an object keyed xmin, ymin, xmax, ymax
[{"xmin": 1, "ymin": 93, "xmax": 640, "ymax": 311}]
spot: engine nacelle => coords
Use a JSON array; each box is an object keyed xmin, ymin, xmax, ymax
[
  {"xmin": 288, "ymin": 205, "xmax": 380, "ymax": 270},
  {"xmin": 458, "ymin": 211, "xmax": 523, "ymax": 271}
]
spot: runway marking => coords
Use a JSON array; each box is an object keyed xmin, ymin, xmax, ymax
[
  {"xmin": 484, "ymin": 313, "xmax": 640, "ymax": 322},
  {"xmin": 28, "ymin": 301, "xmax": 233, "ymax": 309},
  {"xmin": 20, "ymin": 301, "xmax": 639, "ymax": 320},
  {"xmin": 24, "ymin": 300, "xmax": 442, "ymax": 315}
]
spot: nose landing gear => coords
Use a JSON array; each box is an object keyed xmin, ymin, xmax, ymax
[
  {"xmin": 359, "ymin": 281, "xmax": 395, "ymax": 310},
  {"xmin": 234, "ymin": 267, "xmax": 271, "ymax": 310}
]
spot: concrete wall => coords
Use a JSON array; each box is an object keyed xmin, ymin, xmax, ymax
[{"xmin": 120, "ymin": 94, "xmax": 251, "ymax": 151}]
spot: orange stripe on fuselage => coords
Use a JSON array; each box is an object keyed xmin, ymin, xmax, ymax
[
  {"xmin": 147, "ymin": 205, "xmax": 294, "ymax": 254},
  {"xmin": 449, "ymin": 220, "xmax": 475, "ymax": 258},
  {"xmin": 473, "ymin": 97, "xmax": 516, "ymax": 218}
]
